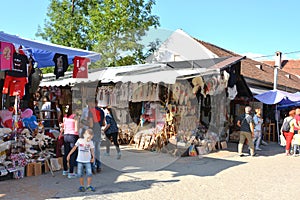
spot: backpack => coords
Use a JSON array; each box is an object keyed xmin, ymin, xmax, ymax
[
  {"xmin": 90, "ymin": 107, "xmax": 105, "ymax": 126},
  {"xmin": 282, "ymin": 118, "xmax": 293, "ymax": 132}
]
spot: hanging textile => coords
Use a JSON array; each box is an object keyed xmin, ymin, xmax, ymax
[
  {"xmin": 7, "ymin": 52, "xmax": 29, "ymax": 77},
  {"xmin": 53, "ymin": 53, "xmax": 69, "ymax": 79},
  {"xmin": 0, "ymin": 41, "xmax": 14, "ymax": 71},
  {"xmin": 73, "ymin": 56, "xmax": 90, "ymax": 78}
]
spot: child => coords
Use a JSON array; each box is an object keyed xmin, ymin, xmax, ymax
[{"xmin": 67, "ymin": 129, "xmax": 96, "ymax": 192}]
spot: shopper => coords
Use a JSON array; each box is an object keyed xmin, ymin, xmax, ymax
[
  {"xmin": 41, "ymin": 96, "xmax": 51, "ymax": 128},
  {"xmin": 102, "ymin": 106, "xmax": 121, "ymax": 159},
  {"xmin": 62, "ymin": 105, "xmax": 79, "ymax": 178},
  {"xmin": 67, "ymin": 129, "xmax": 95, "ymax": 192},
  {"xmin": 88, "ymin": 98, "xmax": 105, "ymax": 173},
  {"xmin": 253, "ymin": 108, "xmax": 263, "ymax": 151},
  {"xmin": 281, "ymin": 109, "xmax": 297, "ymax": 156},
  {"xmin": 294, "ymin": 108, "xmax": 300, "ymax": 134},
  {"xmin": 237, "ymin": 106, "xmax": 256, "ymax": 157}
]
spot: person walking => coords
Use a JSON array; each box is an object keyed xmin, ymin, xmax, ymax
[
  {"xmin": 67, "ymin": 129, "xmax": 96, "ymax": 192},
  {"xmin": 61, "ymin": 105, "xmax": 79, "ymax": 178},
  {"xmin": 237, "ymin": 106, "xmax": 256, "ymax": 157},
  {"xmin": 88, "ymin": 98, "xmax": 105, "ymax": 173},
  {"xmin": 294, "ymin": 108, "xmax": 300, "ymax": 135},
  {"xmin": 281, "ymin": 109, "xmax": 297, "ymax": 156},
  {"xmin": 102, "ymin": 106, "xmax": 121, "ymax": 159},
  {"xmin": 253, "ymin": 108, "xmax": 263, "ymax": 151}
]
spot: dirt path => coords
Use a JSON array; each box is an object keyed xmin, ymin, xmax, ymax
[{"xmin": 0, "ymin": 142, "xmax": 298, "ymax": 200}]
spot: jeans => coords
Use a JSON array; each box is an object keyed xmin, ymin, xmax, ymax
[
  {"xmin": 238, "ymin": 131, "xmax": 255, "ymax": 155},
  {"xmin": 92, "ymin": 140, "xmax": 101, "ymax": 170},
  {"xmin": 77, "ymin": 162, "xmax": 93, "ymax": 178},
  {"xmin": 105, "ymin": 132, "xmax": 120, "ymax": 154},
  {"xmin": 293, "ymin": 144, "xmax": 299, "ymax": 155},
  {"xmin": 63, "ymin": 134, "xmax": 79, "ymax": 173},
  {"xmin": 253, "ymin": 130, "xmax": 262, "ymax": 149}
]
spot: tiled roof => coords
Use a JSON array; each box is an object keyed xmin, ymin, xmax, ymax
[
  {"xmin": 262, "ymin": 60, "xmax": 300, "ymax": 76},
  {"xmin": 195, "ymin": 39, "xmax": 300, "ymax": 91}
]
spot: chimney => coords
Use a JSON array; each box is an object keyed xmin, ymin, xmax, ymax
[
  {"xmin": 275, "ymin": 51, "xmax": 282, "ymax": 68},
  {"xmin": 273, "ymin": 51, "xmax": 282, "ymax": 90}
]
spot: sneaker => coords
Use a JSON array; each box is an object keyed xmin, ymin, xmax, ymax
[
  {"xmin": 78, "ymin": 186, "xmax": 85, "ymax": 192},
  {"xmin": 239, "ymin": 154, "xmax": 245, "ymax": 157},
  {"xmin": 261, "ymin": 140, "xmax": 268, "ymax": 146},
  {"xmin": 86, "ymin": 185, "xmax": 95, "ymax": 192},
  {"xmin": 68, "ymin": 173, "xmax": 77, "ymax": 179},
  {"xmin": 251, "ymin": 153, "xmax": 258, "ymax": 157},
  {"xmin": 255, "ymin": 147, "xmax": 262, "ymax": 151},
  {"xmin": 62, "ymin": 170, "xmax": 69, "ymax": 176},
  {"xmin": 117, "ymin": 152, "xmax": 121, "ymax": 160}
]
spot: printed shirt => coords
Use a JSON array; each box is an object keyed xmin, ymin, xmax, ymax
[
  {"xmin": 2, "ymin": 75, "xmax": 28, "ymax": 98},
  {"xmin": 7, "ymin": 52, "xmax": 29, "ymax": 77},
  {"xmin": 53, "ymin": 53, "xmax": 69, "ymax": 79},
  {"xmin": 73, "ymin": 56, "xmax": 90, "ymax": 78},
  {"xmin": 0, "ymin": 41, "xmax": 14, "ymax": 71},
  {"xmin": 75, "ymin": 138, "xmax": 94, "ymax": 163},
  {"xmin": 239, "ymin": 113, "xmax": 253, "ymax": 133}
]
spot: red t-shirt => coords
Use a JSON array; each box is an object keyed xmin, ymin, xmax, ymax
[
  {"xmin": 73, "ymin": 56, "xmax": 90, "ymax": 78},
  {"xmin": 2, "ymin": 75, "xmax": 28, "ymax": 98}
]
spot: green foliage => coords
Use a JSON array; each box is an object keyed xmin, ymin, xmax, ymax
[{"xmin": 36, "ymin": 0, "xmax": 160, "ymax": 68}]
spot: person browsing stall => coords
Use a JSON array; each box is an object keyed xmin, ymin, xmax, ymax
[{"xmin": 61, "ymin": 105, "xmax": 79, "ymax": 178}]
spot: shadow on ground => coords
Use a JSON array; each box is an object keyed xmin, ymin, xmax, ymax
[{"xmin": 0, "ymin": 141, "xmax": 285, "ymax": 200}]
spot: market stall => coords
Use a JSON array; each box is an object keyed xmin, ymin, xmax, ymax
[
  {"xmin": 63, "ymin": 56, "xmax": 245, "ymax": 156},
  {"xmin": 0, "ymin": 31, "xmax": 101, "ymax": 180}
]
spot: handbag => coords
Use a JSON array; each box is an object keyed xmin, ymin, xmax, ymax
[
  {"xmin": 280, "ymin": 134, "xmax": 286, "ymax": 146},
  {"xmin": 56, "ymin": 129, "xmax": 64, "ymax": 157}
]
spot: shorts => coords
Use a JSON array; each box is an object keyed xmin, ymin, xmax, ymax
[{"xmin": 77, "ymin": 162, "xmax": 92, "ymax": 178}]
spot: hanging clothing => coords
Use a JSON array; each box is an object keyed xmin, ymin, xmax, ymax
[
  {"xmin": 7, "ymin": 52, "xmax": 29, "ymax": 77},
  {"xmin": 0, "ymin": 41, "xmax": 14, "ymax": 71},
  {"xmin": 53, "ymin": 53, "xmax": 69, "ymax": 79},
  {"xmin": 73, "ymin": 56, "xmax": 90, "ymax": 78},
  {"xmin": 2, "ymin": 75, "xmax": 28, "ymax": 98}
]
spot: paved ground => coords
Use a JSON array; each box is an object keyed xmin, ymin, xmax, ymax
[{"xmin": 1, "ymin": 141, "xmax": 299, "ymax": 200}]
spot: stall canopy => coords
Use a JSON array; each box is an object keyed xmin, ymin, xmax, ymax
[
  {"xmin": 40, "ymin": 56, "xmax": 244, "ymax": 87},
  {"xmin": 0, "ymin": 31, "xmax": 101, "ymax": 68},
  {"xmin": 254, "ymin": 89, "xmax": 300, "ymax": 105}
]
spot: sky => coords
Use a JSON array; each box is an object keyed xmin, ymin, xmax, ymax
[{"xmin": 1, "ymin": 0, "xmax": 300, "ymax": 61}]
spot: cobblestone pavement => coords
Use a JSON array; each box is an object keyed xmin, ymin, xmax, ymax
[{"xmin": 1, "ymin": 142, "xmax": 299, "ymax": 200}]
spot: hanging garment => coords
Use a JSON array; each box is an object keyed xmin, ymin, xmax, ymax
[
  {"xmin": 0, "ymin": 41, "xmax": 14, "ymax": 71},
  {"xmin": 53, "ymin": 53, "xmax": 69, "ymax": 79},
  {"xmin": 227, "ymin": 85, "xmax": 237, "ymax": 100},
  {"xmin": 73, "ymin": 56, "xmax": 90, "ymax": 78},
  {"xmin": 2, "ymin": 75, "xmax": 28, "ymax": 98},
  {"xmin": 7, "ymin": 52, "xmax": 29, "ymax": 77}
]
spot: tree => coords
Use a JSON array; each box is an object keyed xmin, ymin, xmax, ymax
[{"xmin": 36, "ymin": 0, "xmax": 160, "ymax": 68}]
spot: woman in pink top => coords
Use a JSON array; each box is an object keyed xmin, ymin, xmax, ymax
[{"xmin": 61, "ymin": 105, "xmax": 79, "ymax": 178}]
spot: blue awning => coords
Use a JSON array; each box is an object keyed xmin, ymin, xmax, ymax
[
  {"xmin": 0, "ymin": 31, "xmax": 101, "ymax": 68},
  {"xmin": 254, "ymin": 89, "xmax": 300, "ymax": 105}
]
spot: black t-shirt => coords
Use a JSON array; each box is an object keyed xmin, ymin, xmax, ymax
[
  {"xmin": 53, "ymin": 53, "xmax": 69, "ymax": 79},
  {"xmin": 7, "ymin": 53, "xmax": 29, "ymax": 77},
  {"xmin": 238, "ymin": 114, "xmax": 253, "ymax": 133}
]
